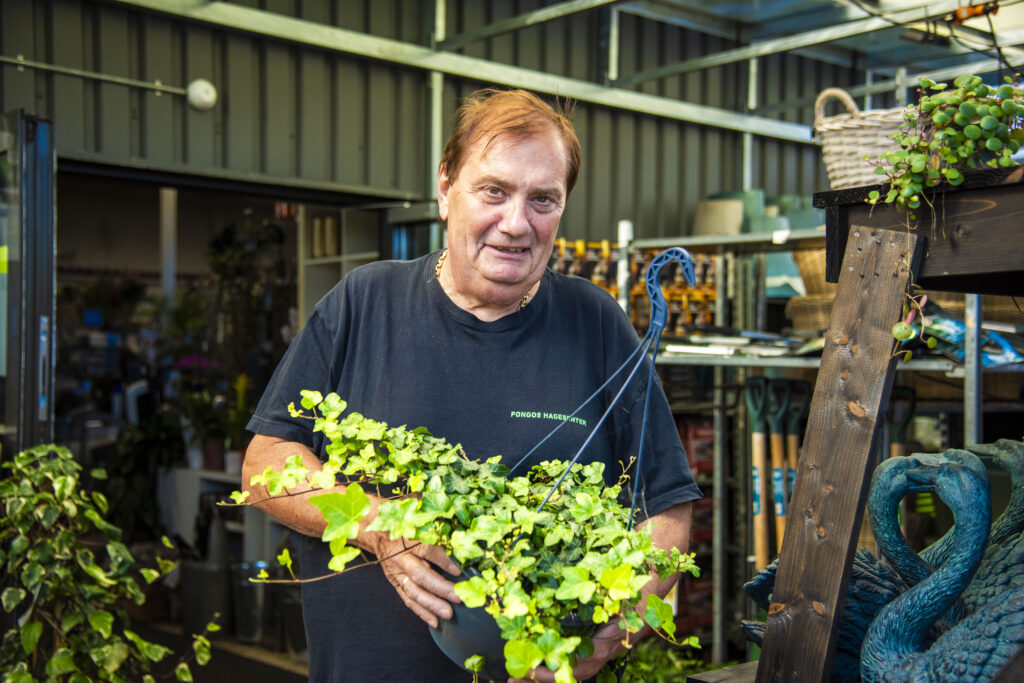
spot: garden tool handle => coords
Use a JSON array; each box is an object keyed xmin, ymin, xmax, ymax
[
  {"xmin": 746, "ymin": 377, "xmax": 770, "ymax": 570},
  {"xmin": 752, "ymin": 430, "xmax": 771, "ymax": 570},
  {"xmin": 785, "ymin": 380, "xmax": 811, "ymax": 502},
  {"xmin": 767, "ymin": 379, "xmax": 791, "ymax": 553},
  {"xmin": 887, "ymin": 386, "xmax": 916, "ymax": 446}
]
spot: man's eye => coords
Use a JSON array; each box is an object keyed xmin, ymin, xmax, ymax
[{"xmin": 486, "ymin": 186, "xmax": 504, "ymax": 197}]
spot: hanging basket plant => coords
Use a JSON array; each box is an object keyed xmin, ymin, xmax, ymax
[{"xmin": 227, "ymin": 391, "xmax": 699, "ymax": 682}]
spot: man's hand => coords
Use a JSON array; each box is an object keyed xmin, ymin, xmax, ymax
[
  {"xmin": 243, "ymin": 435, "xmax": 464, "ymax": 627},
  {"xmin": 508, "ymin": 620, "xmax": 628, "ymax": 683},
  {"xmin": 371, "ymin": 534, "xmax": 463, "ymax": 629}
]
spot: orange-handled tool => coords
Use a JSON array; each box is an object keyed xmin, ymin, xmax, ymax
[
  {"xmin": 746, "ymin": 376, "xmax": 771, "ymax": 570},
  {"xmin": 767, "ymin": 379, "xmax": 791, "ymax": 554}
]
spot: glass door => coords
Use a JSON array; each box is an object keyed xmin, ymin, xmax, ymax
[{"xmin": 1, "ymin": 110, "xmax": 56, "ymax": 457}]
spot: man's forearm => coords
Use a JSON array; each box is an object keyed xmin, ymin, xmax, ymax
[{"xmin": 241, "ymin": 434, "xmax": 386, "ymax": 552}]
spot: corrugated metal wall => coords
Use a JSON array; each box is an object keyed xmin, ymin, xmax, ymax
[{"xmin": 1, "ymin": 0, "xmax": 868, "ymax": 241}]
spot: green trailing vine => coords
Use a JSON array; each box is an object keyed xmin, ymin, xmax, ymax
[
  {"xmin": 859, "ymin": 73, "xmax": 1023, "ymax": 352},
  {"xmin": 866, "ymin": 73, "xmax": 1024, "ymax": 216},
  {"xmin": 891, "ymin": 288, "xmax": 939, "ymax": 363},
  {"xmin": 0, "ymin": 444, "xmax": 217, "ymax": 682},
  {"xmin": 227, "ymin": 391, "xmax": 700, "ymax": 683}
]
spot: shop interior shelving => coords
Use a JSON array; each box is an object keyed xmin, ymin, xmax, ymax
[{"xmin": 626, "ymin": 225, "xmax": 1023, "ymax": 666}]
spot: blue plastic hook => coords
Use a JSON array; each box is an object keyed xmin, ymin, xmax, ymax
[
  {"xmin": 512, "ymin": 246, "xmax": 697, "ymax": 530},
  {"xmin": 645, "ymin": 247, "xmax": 697, "ymax": 335}
]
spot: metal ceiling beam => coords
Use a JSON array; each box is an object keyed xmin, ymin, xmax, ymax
[
  {"xmin": 619, "ymin": 0, "xmax": 855, "ymax": 67},
  {"xmin": 436, "ymin": 0, "xmax": 620, "ymax": 52},
  {"xmin": 612, "ymin": 0, "xmax": 973, "ymax": 87},
  {"xmin": 859, "ymin": 22, "xmax": 1024, "ymax": 70},
  {"xmin": 107, "ymin": 0, "xmax": 813, "ymax": 143}
]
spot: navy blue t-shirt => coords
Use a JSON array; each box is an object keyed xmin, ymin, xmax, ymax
[{"xmin": 248, "ymin": 251, "xmax": 701, "ymax": 682}]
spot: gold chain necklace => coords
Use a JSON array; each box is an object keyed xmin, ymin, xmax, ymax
[{"xmin": 435, "ymin": 249, "xmax": 530, "ymax": 311}]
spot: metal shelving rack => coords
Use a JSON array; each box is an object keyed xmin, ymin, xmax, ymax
[{"xmin": 625, "ymin": 227, "xmax": 1023, "ymax": 665}]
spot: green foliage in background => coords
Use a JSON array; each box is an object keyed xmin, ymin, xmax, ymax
[{"xmin": 0, "ymin": 444, "xmax": 214, "ymax": 682}]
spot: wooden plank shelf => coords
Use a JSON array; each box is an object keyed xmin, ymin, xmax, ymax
[{"xmin": 813, "ymin": 167, "xmax": 1024, "ymax": 296}]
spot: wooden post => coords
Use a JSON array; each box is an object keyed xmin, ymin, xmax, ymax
[{"xmin": 755, "ymin": 226, "xmax": 925, "ymax": 682}]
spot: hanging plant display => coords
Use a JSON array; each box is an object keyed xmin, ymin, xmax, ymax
[{"xmin": 227, "ymin": 391, "xmax": 699, "ymax": 682}]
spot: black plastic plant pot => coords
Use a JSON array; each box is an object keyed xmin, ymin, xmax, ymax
[{"xmin": 429, "ymin": 571, "xmax": 508, "ymax": 682}]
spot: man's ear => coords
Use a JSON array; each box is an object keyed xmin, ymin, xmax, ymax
[{"xmin": 437, "ymin": 166, "xmax": 452, "ymax": 222}]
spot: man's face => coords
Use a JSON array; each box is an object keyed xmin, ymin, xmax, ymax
[{"xmin": 437, "ymin": 128, "xmax": 568, "ymax": 308}]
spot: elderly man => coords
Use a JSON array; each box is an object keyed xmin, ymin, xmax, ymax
[{"xmin": 243, "ymin": 88, "xmax": 700, "ymax": 682}]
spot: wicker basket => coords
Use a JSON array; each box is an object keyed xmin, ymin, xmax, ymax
[
  {"xmin": 786, "ymin": 293, "xmax": 836, "ymax": 333},
  {"xmin": 792, "ymin": 248, "xmax": 837, "ymax": 296},
  {"xmin": 814, "ymin": 88, "xmax": 906, "ymax": 191}
]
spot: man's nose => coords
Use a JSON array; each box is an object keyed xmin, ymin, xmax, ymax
[{"xmin": 499, "ymin": 196, "xmax": 531, "ymax": 236}]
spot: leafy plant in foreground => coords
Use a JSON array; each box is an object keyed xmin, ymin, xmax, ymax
[
  {"xmin": 0, "ymin": 444, "xmax": 216, "ymax": 682},
  {"xmin": 229, "ymin": 391, "xmax": 700, "ymax": 683}
]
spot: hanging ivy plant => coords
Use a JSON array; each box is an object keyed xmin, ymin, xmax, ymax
[
  {"xmin": 866, "ymin": 73, "xmax": 1024, "ymax": 214},
  {"xmin": 228, "ymin": 391, "xmax": 700, "ymax": 683}
]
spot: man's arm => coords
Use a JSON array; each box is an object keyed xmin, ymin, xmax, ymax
[
  {"xmin": 510, "ymin": 500, "xmax": 694, "ymax": 683},
  {"xmin": 241, "ymin": 433, "xmax": 461, "ymax": 627}
]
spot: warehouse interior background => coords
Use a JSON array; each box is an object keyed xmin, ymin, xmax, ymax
[{"xmin": 3, "ymin": 0, "xmax": 1024, "ymax": 678}]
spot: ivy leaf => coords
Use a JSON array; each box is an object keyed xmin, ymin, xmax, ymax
[
  {"xmin": 536, "ymin": 628, "xmax": 580, "ymax": 674},
  {"xmin": 193, "ymin": 634, "xmax": 212, "ymax": 666},
  {"xmin": 544, "ymin": 526, "xmax": 574, "ymax": 548},
  {"xmin": 555, "ymin": 566, "xmax": 597, "ymax": 604},
  {"xmin": 327, "ymin": 539, "xmax": 361, "ymax": 572},
  {"xmin": 175, "ymin": 662, "xmax": 194, "ymax": 682},
  {"xmin": 46, "ymin": 648, "xmax": 80, "ymax": 676},
  {"xmin": 504, "ymin": 639, "xmax": 544, "ymax": 678},
  {"xmin": 2, "ymin": 586, "xmax": 26, "ymax": 611},
  {"xmin": 299, "ymin": 390, "xmax": 323, "ymax": 410},
  {"xmin": 61, "ymin": 611, "xmax": 85, "ymax": 634},
  {"xmin": 468, "ymin": 515, "xmax": 505, "ymax": 547},
  {"xmin": 20, "ymin": 619, "xmax": 42, "ymax": 654},
  {"xmin": 453, "ymin": 575, "xmax": 490, "ymax": 608},
  {"xmin": 89, "ymin": 610, "xmax": 114, "ymax": 639},
  {"xmin": 368, "ymin": 498, "xmax": 432, "ymax": 539},
  {"xmin": 124, "ymin": 629, "xmax": 171, "ymax": 662},
  {"xmin": 644, "ymin": 594, "xmax": 677, "ymax": 639},
  {"xmin": 449, "ymin": 530, "xmax": 485, "ymax": 563},
  {"xmin": 309, "ymin": 485, "xmax": 370, "ymax": 542},
  {"xmin": 277, "ymin": 547, "xmax": 294, "ymax": 577},
  {"xmin": 599, "ymin": 565, "xmax": 649, "ymax": 601},
  {"xmin": 319, "ymin": 393, "xmax": 347, "ymax": 421},
  {"xmin": 464, "ymin": 654, "xmax": 485, "ymax": 673},
  {"xmin": 140, "ymin": 568, "xmax": 161, "ymax": 584}
]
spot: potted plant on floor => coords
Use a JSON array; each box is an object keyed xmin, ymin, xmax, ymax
[
  {"xmin": 0, "ymin": 444, "xmax": 217, "ymax": 682},
  {"xmin": 227, "ymin": 391, "xmax": 699, "ymax": 683}
]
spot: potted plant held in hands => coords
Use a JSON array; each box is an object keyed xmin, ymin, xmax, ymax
[{"xmin": 227, "ymin": 391, "xmax": 700, "ymax": 683}]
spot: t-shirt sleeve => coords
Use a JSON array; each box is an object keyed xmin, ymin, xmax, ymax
[{"xmin": 246, "ymin": 301, "xmax": 342, "ymax": 456}]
